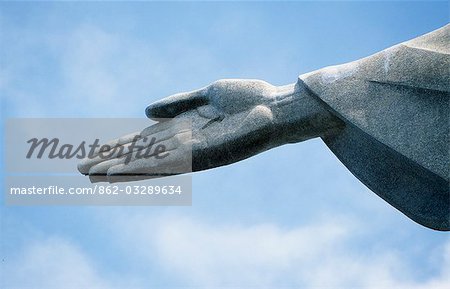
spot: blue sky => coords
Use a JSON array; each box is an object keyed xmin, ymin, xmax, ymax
[{"xmin": 1, "ymin": 1, "xmax": 449, "ymax": 288}]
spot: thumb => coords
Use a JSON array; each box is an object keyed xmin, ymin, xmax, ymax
[{"xmin": 146, "ymin": 87, "xmax": 209, "ymax": 119}]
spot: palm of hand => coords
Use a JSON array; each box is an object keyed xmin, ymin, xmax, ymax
[{"xmin": 78, "ymin": 79, "xmax": 278, "ymax": 182}]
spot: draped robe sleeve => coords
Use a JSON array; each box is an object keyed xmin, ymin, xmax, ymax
[{"xmin": 299, "ymin": 24, "xmax": 449, "ymax": 231}]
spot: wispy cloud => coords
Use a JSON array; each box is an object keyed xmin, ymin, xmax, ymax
[
  {"xmin": 2, "ymin": 21, "xmax": 224, "ymax": 118},
  {"xmin": 3, "ymin": 237, "xmax": 130, "ymax": 289},
  {"xmin": 3, "ymin": 211, "xmax": 449, "ymax": 289},
  {"xmin": 2, "ymin": 3, "xmax": 449, "ymax": 289},
  {"xmin": 101, "ymin": 212, "xmax": 450, "ymax": 288}
]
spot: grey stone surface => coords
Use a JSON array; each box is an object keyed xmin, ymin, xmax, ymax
[
  {"xmin": 79, "ymin": 25, "xmax": 449, "ymax": 231},
  {"xmin": 301, "ymin": 24, "xmax": 449, "ymax": 231}
]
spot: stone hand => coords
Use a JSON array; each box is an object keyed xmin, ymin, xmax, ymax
[{"xmin": 78, "ymin": 79, "xmax": 286, "ymax": 182}]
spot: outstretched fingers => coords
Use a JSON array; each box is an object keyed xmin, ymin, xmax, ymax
[
  {"xmin": 78, "ymin": 119, "xmax": 191, "ymax": 175},
  {"xmin": 87, "ymin": 129, "xmax": 192, "ymax": 174},
  {"xmin": 106, "ymin": 138, "xmax": 193, "ymax": 183},
  {"xmin": 77, "ymin": 130, "xmax": 142, "ymax": 174}
]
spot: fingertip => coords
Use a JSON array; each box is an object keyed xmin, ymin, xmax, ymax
[
  {"xmin": 145, "ymin": 89, "xmax": 209, "ymax": 119},
  {"xmin": 77, "ymin": 160, "xmax": 90, "ymax": 175},
  {"xmin": 107, "ymin": 164, "xmax": 125, "ymax": 176},
  {"xmin": 88, "ymin": 163, "xmax": 108, "ymax": 175},
  {"xmin": 145, "ymin": 104, "xmax": 156, "ymax": 118},
  {"xmin": 146, "ymin": 100, "xmax": 175, "ymax": 119}
]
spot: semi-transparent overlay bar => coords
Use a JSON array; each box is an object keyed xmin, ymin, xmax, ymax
[{"xmin": 5, "ymin": 118, "xmax": 192, "ymax": 205}]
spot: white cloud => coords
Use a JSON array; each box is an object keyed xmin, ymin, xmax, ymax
[
  {"xmin": 55, "ymin": 23, "xmax": 168, "ymax": 117},
  {"xmin": 106, "ymin": 212, "xmax": 450, "ymax": 288},
  {"xmin": 4, "ymin": 212, "xmax": 449, "ymax": 289},
  {"xmin": 2, "ymin": 21, "xmax": 225, "ymax": 118},
  {"xmin": 2, "ymin": 6, "xmax": 449, "ymax": 289},
  {"xmin": 3, "ymin": 237, "xmax": 121, "ymax": 289}
]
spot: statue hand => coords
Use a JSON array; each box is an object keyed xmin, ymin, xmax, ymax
[{"xmin": 78, "ymin": 79, "xmax": 281, "ymax": 182}]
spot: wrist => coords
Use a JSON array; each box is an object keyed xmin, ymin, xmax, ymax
[{"xmin": 268, "ymin": 79, "xmax": 344, "ymax": 144}]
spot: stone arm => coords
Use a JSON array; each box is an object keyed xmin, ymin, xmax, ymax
[
  {"xmin": 77, "ymin": 24, "xmax": 449, "ymax": 231},
  {"xmin": 77, "ymin": 79, "xmax": 344, "ymax": 182}
]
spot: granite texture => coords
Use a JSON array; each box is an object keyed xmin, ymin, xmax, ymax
[
  {"xmin": 301, "ymin": 24, "xmax": 449, "ymax": 231},
  {"xmin": 79, "ymin": 25, "xmax": 449, "ymax": 231}
]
